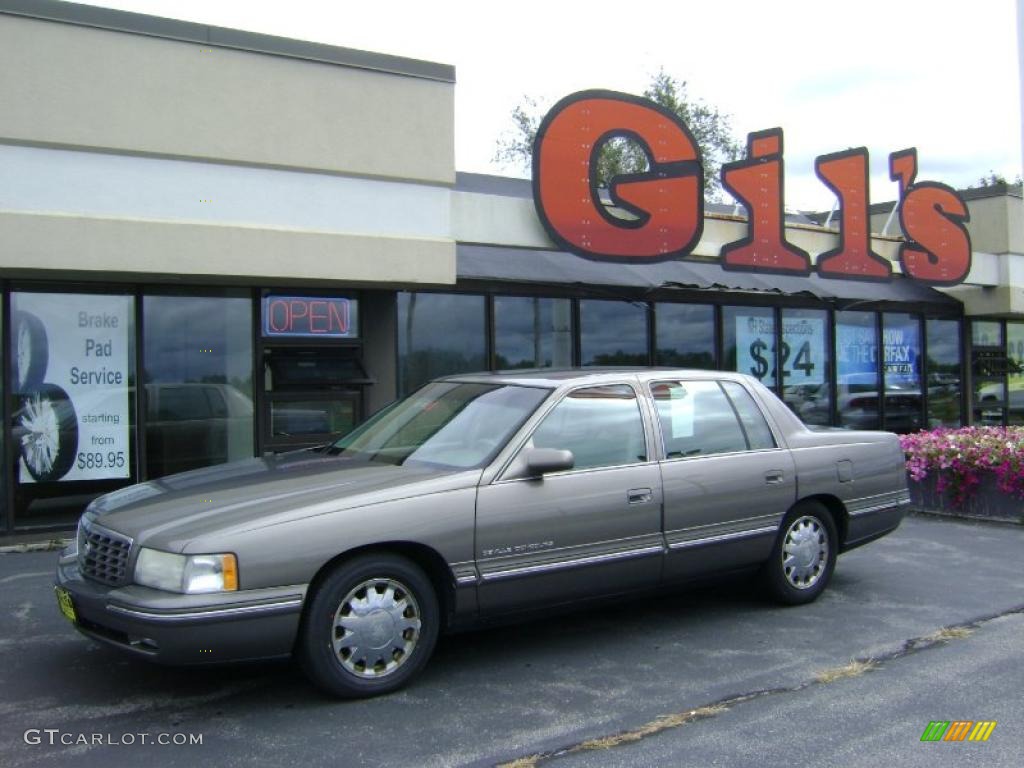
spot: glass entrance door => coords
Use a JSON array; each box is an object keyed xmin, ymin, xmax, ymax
[
  {"xmin": 267, "ymin": 392, "xmax": 359, "ymax": 451},
  {"xmin": 261, "ymin": 347, "xmax": 368, "ymax": 453}
]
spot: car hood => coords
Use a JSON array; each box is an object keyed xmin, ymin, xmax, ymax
[{"xmin": 85, "ymin": 451, "xmax": 478, "ymax": 549}]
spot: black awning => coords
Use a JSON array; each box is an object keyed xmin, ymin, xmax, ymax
[{"xmin": 456, "ymin": 244, "xmax": 961, "ymax": 307}]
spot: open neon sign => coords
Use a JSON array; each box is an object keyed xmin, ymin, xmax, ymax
[
  {"xmin": 533, "ymin": 90, "xmax": 972, "ymax": 286},
  {"xmin": 262, "ymin": 296, "xmax": 355, "ymax": 338}
]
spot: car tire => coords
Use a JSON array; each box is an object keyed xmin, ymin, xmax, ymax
[
  {"xmin": 297, "ymin": 553, "xmax": 439, "ymax": 699},
  {"xmin": 762, "ymin": 501, "xmax": 837, "ymax": 605},
  {"xmin": 13, "ymin": 310, "xmax": 48, "ymax": 393},
  {"xmin": 18, "ymin": 383, "xmax": 79, "ymax": 482}
]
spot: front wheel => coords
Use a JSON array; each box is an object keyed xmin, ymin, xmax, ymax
[
  {"xmin": 19, "ymin": 384, "xmax": 79, "ymax": 482},
  {"xmin": 297, "ymin": 554, "xmax": 439, "ymax": 698},
  {"xmin": 763, "ymin": 501, "xmax": 837, "ymax": 605}
]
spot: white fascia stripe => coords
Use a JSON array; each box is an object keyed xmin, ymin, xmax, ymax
[{"xmin": 0, "ymin": 144, "xmax": 451, "ymax": 240}]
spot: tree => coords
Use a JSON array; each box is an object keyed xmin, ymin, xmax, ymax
[
  {"xmin": 968, "ymin": 171, "xmax": 1023, "ymax": 189},
  {"xmin": 494, "ymin": 70, "xmax": 743, "ymax": 201}
]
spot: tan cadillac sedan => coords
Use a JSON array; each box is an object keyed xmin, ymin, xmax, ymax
[{"xmin": 55, "ymin": 369, "xmax": 910, "ymax": 698}]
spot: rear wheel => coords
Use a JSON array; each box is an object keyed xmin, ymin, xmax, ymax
[
  {"xmin": 763, "ymin": 501, "xmax": 837, "ymax": 605},
  {"xmin": 297, "ymin": 554, "xmax": 439, "ymax": 698},
  {"xmin": 14, "ymin": 310, "xmax": 48, "ymax": 392}
]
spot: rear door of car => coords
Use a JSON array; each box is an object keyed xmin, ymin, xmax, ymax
[
  {"xmin": 475, "ymin": 382, "xmax": 664, "ymax": 613},
  {"xmin": 647, "ymin": 377, "xmax": 795, "ymax": 581}
]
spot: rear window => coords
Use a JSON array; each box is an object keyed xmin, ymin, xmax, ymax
[
  {"xmin": 721, "ymin": 381, "xmax": 776, "ymax": 450},
  {"xmin": 650, "ymin": 379, "xmax": 775, "ymax": 457},
  {"xmin": 650, "ymin": 380, "xmax": 747, "ymax": 457}
]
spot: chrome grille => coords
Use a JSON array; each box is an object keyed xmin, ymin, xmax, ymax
[{"xmin": 80, "ymin": 522, "xmax": 133, "ymax": 586}]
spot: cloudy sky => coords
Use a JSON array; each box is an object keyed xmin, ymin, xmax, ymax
[{"xmin": 77, "ymin": 0, "xmax": 1022, "ymax": 211}]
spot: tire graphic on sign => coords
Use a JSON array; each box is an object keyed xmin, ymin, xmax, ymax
[
  {"xmin": 18, "ymin": 383, "xmax": 79, "ymax": 482},
  {"xmin": 13, "ymin": 310, "xmax": 48, "ymax": 393}
]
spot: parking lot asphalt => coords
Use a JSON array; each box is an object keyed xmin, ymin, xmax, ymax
[{"xmin": 1, "ymin": 513, "xmax": 1022, "ymax": 768}]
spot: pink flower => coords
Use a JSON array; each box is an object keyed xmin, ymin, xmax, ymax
[{"xmin": 902, "ymin": 426, "xmax": 1024, "ymax": 505}]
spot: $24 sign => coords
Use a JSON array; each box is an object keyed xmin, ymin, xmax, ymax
[
  {"xmin": 737, "ymin": 316, "xmax": 825, "ymax": 386},
  {"xmin": 748, "ymin": 339, "xmax": 816, "ymax": 382}
]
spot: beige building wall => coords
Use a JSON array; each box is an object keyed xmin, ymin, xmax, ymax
[
  {"xmin": 871, "ymin": 190, "xmax": 1022, "ymax": 256},
  {"xmin": 454, "ymin": 188, "xmax": 901, "ymax": 266},
  {"xmin": 966, "ymin": 194, "xmax": 1014, "ymax": 255},
  {"xmin": 0, "ymin": 7, "xmax": 457, "ymax": 287},
  {"xmin": 0, "ymin": 14, "xmax": 454, "ymax": 184},
  {"xmin": 945, "ymin": 190, "xmax": 1024, "ymax": 316},
  {"xmin": 866, "ymin": 187, "xmax": 1024, "ymax": 317}
]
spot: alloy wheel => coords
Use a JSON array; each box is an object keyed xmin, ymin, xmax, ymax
[
  {"xmin": 781, "ymin": 515, "xmax": 829, "ymax": 589},
  {"xmin": 331, "ymin": 577, "xmax": 422, "ymax": 679}
]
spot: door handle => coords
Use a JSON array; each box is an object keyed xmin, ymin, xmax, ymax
[
  {"xmin": 627, "ymin": 488, "xmax": 653, "ymax": 504},
  {"xmin": 765, "ymin": 471, "xmax": 785, "ymax": 485}
]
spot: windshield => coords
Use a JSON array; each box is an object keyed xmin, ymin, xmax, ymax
[{"xmin": 325, "ymin": 381, "xmax": 550, "ymax": 469}]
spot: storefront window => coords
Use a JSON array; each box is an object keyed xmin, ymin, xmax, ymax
[
  {"xmin": 723, "ymin": 306, "xmax": 776, "ymax": 389},
  {"xmin": 925, "ymin": 319, "xmax": 963, "ymax": 427},
  {"xmin": 0, "ymin": 293, "xmax": 4, "ymax": 530},
  {"xmin": 835, "ymin": 311, "xmax": 880, "ymax": 430},
  {"xmin": 1007, "ymin": 322, "xmax": 1024, "ymax": 426},
  {"xmin": 10, "ymin": 291, "xmax": 136, "ymax": 527},
  {"xmin": 971, "ymin": 321, "xmax": 1002, "ymax": 348},
  {"xmin": 397, "ymin": 293, "xmax": 486, "ymax": 394},
  {"xmin": 143, "ymin": 293, "xmax": 253, "ymax": 479},
  {"xmin": 655, "ymin": 304, "xmax": 715, "ymax": 369},
  {"xmin": 494, "ymin": 296, "xmax": 572, "ymax": 369},
  {"xmin": 579, "ymin": 299, "xmax": 648, "ymax": 366},
  {"xmin": 882, "ymin": 314, "xmax": 923, "ymax": 434},
  {"xmin": 970, "ymin": 320, "xmax": 1005, "ymax": 425},
  {"xmin": 781, "ymin": 308, "xmax": 829, "ymax": 425},
  {"xmin": 973, "ymin": 379, "xmax": 1006, "ymax": 425}
]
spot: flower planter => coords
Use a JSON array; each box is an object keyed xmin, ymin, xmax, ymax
[
  {"xmin": 908, "ymin": 471, "xmax": 1024, "ymax": 523},
  {"xmin": 901, "ymin": 426, "xmax": 1024, "ymax": 524}
]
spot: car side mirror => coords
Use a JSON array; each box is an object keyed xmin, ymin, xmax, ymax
[{"xmin": 524, "ymin": 448, "xmax": 575, "ymax": 476}]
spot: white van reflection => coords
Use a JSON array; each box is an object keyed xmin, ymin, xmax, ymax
[{"xmin": 145, "ymin": 383, "xmax": 253, "ymax": 478}]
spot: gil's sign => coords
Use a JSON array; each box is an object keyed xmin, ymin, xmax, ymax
[{"xmin": 533, "ymin": 90, "xmax": 971, "ymax": 286}]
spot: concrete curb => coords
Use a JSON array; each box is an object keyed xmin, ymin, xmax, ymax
[
  {"xmin": 908, "ymin": 508, "xmax": 1023, "ymax": 526},
  {"xmin": 0, "ymin": 538, "xmax": 72, "ymax": 554}
]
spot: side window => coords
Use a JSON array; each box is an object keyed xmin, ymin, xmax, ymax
[
  {"xmin": 530, "ymin": 384, "xmax": 647, "ymax": 470},
  {"xmin": 721, "ymin": 381, "xmax": 776, "ymax": 449},
  {"xmin": 650, "ymin": 380, "xmax": 747, "ymax": 457}
]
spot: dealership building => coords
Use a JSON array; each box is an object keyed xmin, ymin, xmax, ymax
[{"xmin": 0, "ymin": 0, "xmax": 1022, "ymax": 533}]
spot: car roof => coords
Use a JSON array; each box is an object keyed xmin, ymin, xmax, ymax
[{"xmin": 438, "ymin": 367, "xmax": 755, "ymax": 389}]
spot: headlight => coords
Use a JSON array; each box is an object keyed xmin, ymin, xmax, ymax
[{"xmin": 134, "ymin": 548, "xmax": 238, "ymax": 593}]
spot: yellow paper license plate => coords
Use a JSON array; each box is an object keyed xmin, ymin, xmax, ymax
[{"xmin": 55, "ymin": 586, "xmax": 77, "ymax": 623}]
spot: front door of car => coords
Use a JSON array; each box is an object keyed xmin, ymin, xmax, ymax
[
  {"xmin": 649, "ymin": 378, "xmax": 796, "ymax": 581},
  {"xmin": 475, "ymin": 383, "xmax": 664, "ymax": 614}
]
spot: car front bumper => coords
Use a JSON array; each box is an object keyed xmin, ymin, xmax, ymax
[{"xmin": 55, "ymin": 549, "xmax": 307, "ymax": 665}]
